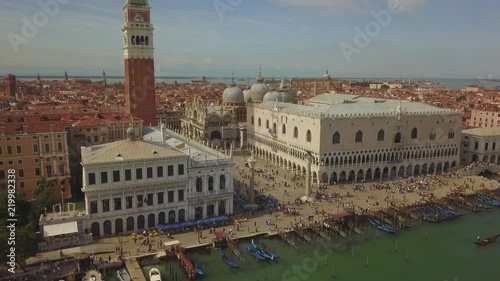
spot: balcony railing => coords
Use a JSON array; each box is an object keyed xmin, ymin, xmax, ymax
[{"xmin": 188, "ymin": 189, "xmax": 233, "ymax": 199}]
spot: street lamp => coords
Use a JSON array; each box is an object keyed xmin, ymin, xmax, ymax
[{"xmin": 247, "ymin": 151, "xmax": 257, "ymax": 205}]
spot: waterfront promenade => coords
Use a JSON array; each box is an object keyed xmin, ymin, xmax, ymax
[{"xmin": 24, "ymin": 154, "xmax": 499, "ymax": 278}]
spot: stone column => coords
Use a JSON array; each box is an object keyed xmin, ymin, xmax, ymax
[
  {"xmin": 97, "ymin": 196, "xmax": 102, "ymax": 214},
  {"xmin": 305, "ymin": 155, "xmax": 312, "ymax": 198},
  {"xmin": 85, "ymin": 196, "xmax": 89, "ymax": 215},
  {"xmin": 240, "ymin": 130, "xmax": 245, "ymax": 149},
  {"xmin": 247, "ymin": 153, "xmax": 257, "ymax": 205}
]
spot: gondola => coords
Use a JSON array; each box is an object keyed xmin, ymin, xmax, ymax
[
  {"xmin": 220, "ymin": 249, "xmax": 238, "ymax": 268},
  {"xmin": 251, "ymin": 240, "xmax": 273, "ymax": 259},
  {"xmin": 189, "ymin": 259, "xmax": 204, "ymax": 276},
  {"xmin": 475, "ymin": 234, "xmax": 500, "ymax": 246},
  {"xmin": 246, "ymin": 244, "xmax": 265, "ymax": 260},
  {"xmin": 368, "ymin": 218, "xmax": 398, "ymax": 233},
  {"xmin": 261, "ymin": 242, "xmax": 280, "ymax": 259}
]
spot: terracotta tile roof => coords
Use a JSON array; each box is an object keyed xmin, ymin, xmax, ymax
[
  {"xmin": 72, "ymin": 113, "xmax": 141, "ymax": 127},
  {"xmin": 0, "ymin": 122, "xmax": 66, "ymax": 134}
]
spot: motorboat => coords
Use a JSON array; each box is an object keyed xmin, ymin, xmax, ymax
[
  {"xmin": 83, "ymin": 269, "xmax": 102, "ymax": 281},
  {"xmin": 117, "ymin": 268, "xmax": 131, "ymax": 281},
  {"xmin": 149, "ymin": 268, "xmax": 162, "ymax": 281}
]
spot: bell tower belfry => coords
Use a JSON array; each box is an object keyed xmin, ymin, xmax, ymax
[{"xmin": 122, "ymin": 0, "xmax": 157, "ymax": 126}]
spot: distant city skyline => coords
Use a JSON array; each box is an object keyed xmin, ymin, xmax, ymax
[{"xmin": 1, "ymin": 0, "xmax": 499, "ymax": 79}]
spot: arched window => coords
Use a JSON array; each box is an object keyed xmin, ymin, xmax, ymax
[
  {"xmin": 306, "ymin": 130, "xmax": 312, "ymax": 142},
  {"xmin": 355, "ymin": 130, "xmax": 363, "ymax": 143},
  {"xmin": 377, "ymin": 129, "xmax": 385, "ymax": 141},
  {"xmin": 266, "ymin": 120, "xmax": 269, "ymax": 129},
  {"xmin": 394, "ymin": 132, "xmax": 402, "ymax": 143},
  {"xmin": 219, "ymin": 175, "xmax": 226, "ymax": 189},
  {"xmin": 294, "ymin": 127, "xmax": 298, "ymax": 138},
  {"xmin": 196, "ymin": 177, "xmax": 202, "ymax": 192},
  {"xmin": 430, "ymin": 130, "xmax": 436, "ymax": 140},
  {"xmin": 251, "ymin": 116, "xmax": 254, "ymax": 125},
  {"xmin": 0, "ymin": 170, "xmax": 5, "ymax": 189},
  {"xmin": 258, "ymin": 118, "xmax": 261, "ymax": 126},
  {"xmin": 131, "ymin": 35, "xmax": 136, "ymax": 45},
  {"xmin": 448, "ymin": 129, "xmax": 455, "ymax": 139},
  {"xmin": 332, "ymin": 132, "xmax": 340, "ymax": 144},
  {"xmin": 411, "ymin": 128, "xmax": 418, "ymax": 139},
  {"xmin": 282, "ymin": 124, "xmax": 286, "ymax": 134},
  {"xmin": 140, "ymin": 36, "xmax": 145, "ymax": 45},
  {"xmin": 208, "ymin": 176, "xmax": 214, "ymax": 191},
  {"xmin": 273, "ymin": 123, "xmax": 277, "ymax": 135},
  {"xmin": 145, "ymin": 36, "xmax": 149, "ymax": 45}
]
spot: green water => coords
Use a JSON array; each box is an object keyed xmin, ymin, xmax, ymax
[{"xmin": 142, "ymin": 209, "xmax": 500, "ymax": 281}]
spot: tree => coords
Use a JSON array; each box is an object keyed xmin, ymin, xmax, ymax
[
  {"xmin": 33, "ymin": 185, "xmax": 61, "ymax": 217},
  {"xmin": 33, "ymin": 177, "xmax": 56, "ymax": 198},
  {"xmin": 0, "ymin": 194, "xmax": 39, "ymax": 272},
  {"xmin": 381, "ymin": 84, "xmax": 390, "ymax": 90}
]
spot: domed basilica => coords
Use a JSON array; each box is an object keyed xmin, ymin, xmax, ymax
[{"xmin": 181, "ymin": 69, "xmax": 296, "ymax": 149}]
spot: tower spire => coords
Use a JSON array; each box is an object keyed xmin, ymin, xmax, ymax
[
  {"xmin": 231, "ymin": 71, "xmax": 236, "ymax": 86},
  {"xmin": 257, "ymin": 64, "xmax": 264, "ymax": 83}
]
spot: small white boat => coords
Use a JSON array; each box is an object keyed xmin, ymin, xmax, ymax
[
  {"xmin": 117, "ymin": 268, "xmax": 131, "ymax": 281},
  {"xmin": 149, "ymin": 268, "xmax": 162, "ymax": 281},
  {"xmin": 83, "ymin": 269, "xmax": 102, "ymax": 281}
]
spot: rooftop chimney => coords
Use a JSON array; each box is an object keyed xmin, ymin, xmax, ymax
[
  {"xmin": 0, "ymin": 127, "xmax": 4, "ymax": 136},
  {"xmin": 160, "ymin": 123, "xmax": 165, "ymax": 143},
  {"xmin": 23, "ymin": 125, "xmax": 28, "ymax": 134},
  {"xmin": 49, "ymin": 124, "xmax": 54, "ymax": 132}
]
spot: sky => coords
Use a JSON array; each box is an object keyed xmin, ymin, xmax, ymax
[{"xmin": 0, "ymin": 0, "xmax": 499, "ymax": 79}]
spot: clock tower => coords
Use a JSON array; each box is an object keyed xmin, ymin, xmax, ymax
[{"xmin": 122, "ymin": 0, "xmax": 157, "ymax": 126}]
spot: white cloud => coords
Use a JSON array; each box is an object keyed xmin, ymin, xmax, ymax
[
  {"xmin": 392, "ymin": 0, "xmax": 427, "ymax": 12},
  {"xmin": 266, "ymin": 0, "xmax": 427, "ymax": 13},
  {"xmin": 201, "ymin": 56, "xmax": 213, "ymax": 65},
  {"xmin": 267, "ymin": 0, "xmax": 366, "ymax": 13}
]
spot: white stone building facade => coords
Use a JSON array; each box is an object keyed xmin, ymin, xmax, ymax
[
  {"xmin": 461, "ymin": 127, "xmax": 500, "ymax": 165},
  {"xmin": 247, "ymin": 93, "xmax": 463, "ymax": 184},
  {"xmin": 78, "ymin": 126, "xmax": 234, "ymax": 237}
]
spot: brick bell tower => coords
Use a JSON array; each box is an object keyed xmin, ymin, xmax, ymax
[{"xmin": 122, "ymin": 0, "xmax": 157, "ymax": 126}]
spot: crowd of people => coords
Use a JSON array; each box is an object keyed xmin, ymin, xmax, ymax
[{"xmin": 463, "ymin": 161, "xmax": 496, "ymax": 171}]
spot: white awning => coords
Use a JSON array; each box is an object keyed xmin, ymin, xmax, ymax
[
  {"xmin": 43, "ymin": 221, "xmax": 78, "ymax": 237},
  {"xmin": 163, "ymin": 240, "xmax": 180, "ymax": 247}
]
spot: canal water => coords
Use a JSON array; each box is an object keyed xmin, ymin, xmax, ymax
[{"xmin": 142, "ymin": 209, "xmax": 500, "ymax": 281}]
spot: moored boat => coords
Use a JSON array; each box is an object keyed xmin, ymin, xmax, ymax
[
  {"xmin": 83, "ymin": 269, "xmax": 102, "ymax": 281},
  {"xmin": 368, "ymin": 218, "xmax": 398, "ymax": 233},
  {"xmin": 261, "ymin": 242, "xmax": 279, "ymax": 259},
  {"xmin": 220, "ymin": 249, "xmax": 238, "ymax": 268},
  {"xmin": 117, "ymin": 268, "xmax": 131, "ymax": 281},
  {"xmin": 246, "ymin": 244, "xmax": 265, "ymax": 260},
  {"xmin": 187, "ymin": 257, "xmax": 204, "ymax": 276},
  {"xmin": 251, "ymin": 240, "xmax": 273, "ymax": 259},
  {"xmin": 149, "ymin": 268, "xmax": 162, "ymax": 281}
]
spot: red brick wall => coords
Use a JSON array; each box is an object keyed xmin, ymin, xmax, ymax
[{"xmin": 124, "ymin": 58, "xmax": 157, "ymax": 126}]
